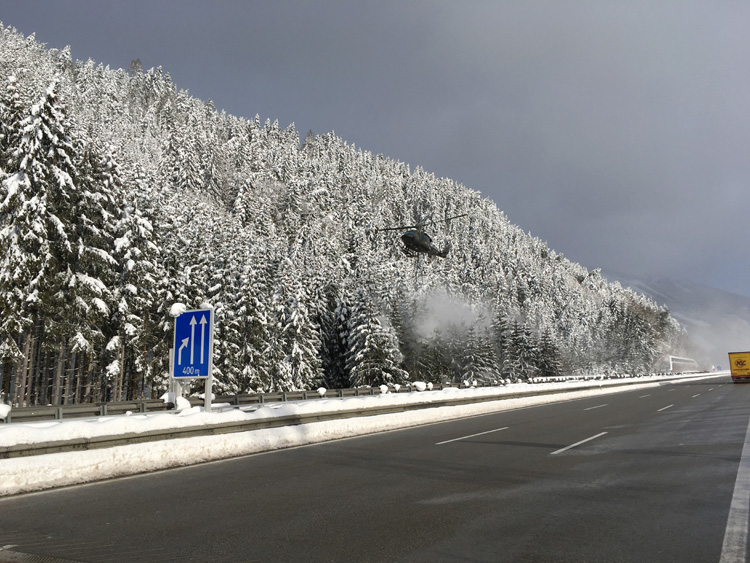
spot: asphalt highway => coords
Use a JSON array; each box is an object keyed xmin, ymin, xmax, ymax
[{"xmin": 1, "ymin": 374, "xmax": 747, "ymax": 563}]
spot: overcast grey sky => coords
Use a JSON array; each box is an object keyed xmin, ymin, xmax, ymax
[{"xmin": 2, "ymin": 1, "xmax": 749, "ymax": 297}]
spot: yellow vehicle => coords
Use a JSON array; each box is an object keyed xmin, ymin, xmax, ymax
[{"xmin": 728, "ymin": 352, "xmax": 750, "ymax": 383}]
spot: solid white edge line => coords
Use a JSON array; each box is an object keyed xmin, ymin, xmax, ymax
[
  {"xmin": 720, "ymin": 410, "xmax": 750, "ymax": 562},
  {"xmin": 550, "ymin": 432, "xmax": 608, "ymax": 455},
  {"xmin": 436, "ymin": 426, "xmax": 509, "ymax": 445}
]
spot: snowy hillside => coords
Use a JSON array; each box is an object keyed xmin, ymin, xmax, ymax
[{"xmin": 0, "ymin": 24, "xmax": 687, "ymax": 409}]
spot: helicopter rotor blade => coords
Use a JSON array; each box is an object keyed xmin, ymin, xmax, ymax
[
  {"xmin": 419, "ymin": 213, "xmax": 468, "ymax": 228},
  {"xmin": 437, "ymin": 213, "xmax": 469, "ymax": 224},
  {"xmin": 371, "ymin": 213, "xmax": 466, "ymax": 233},
  {"xmin": 373, "ymin": 224, "xmax": 421, "ymax": 233}
]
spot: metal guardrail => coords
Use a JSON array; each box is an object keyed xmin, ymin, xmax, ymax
[
  {"xmin": 0, "ymin": 374, "xmax": 714, "ymax": 460},
  {"xmin": 1, "ymin": 374, "xmax": 706, "ymax": 424},
  {"xmin": 2, "ymin": 383, "xmax": 463, "ymax": 423},
  {"xmin": 2, "ymin": 400, "xmax": 169, "ymax": 423}
]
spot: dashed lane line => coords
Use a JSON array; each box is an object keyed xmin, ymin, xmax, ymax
[
  {"xmin": 550, "ymin": 432, "xmax": 608, "ymax": 455},
  {"xmin": 436, "ymin": 426, "xmax": 509, "ymax": 445}
]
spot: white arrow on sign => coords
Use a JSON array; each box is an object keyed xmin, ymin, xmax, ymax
[
  {"xmin": 200, "ymin": 315, "xmax": 207, "ymax": 363},
  {"xmin": 177, "ymin": 337, "xmax": 189, "ymax": 366},
  {"xmin": 189, "ymin": 316, "xmax": 197, "ymax": 364}
]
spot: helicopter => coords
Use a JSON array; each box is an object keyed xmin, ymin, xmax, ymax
[{"xmin": 372, "ymin": 213, "xmax": 468, "ymax": 258}]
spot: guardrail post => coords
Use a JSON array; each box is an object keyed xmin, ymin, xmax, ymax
[
  {"xmin": 233, "ymin": 395, "xmax": 239, "ymax": 406},
  {"xmin": 140, "ymin": 402, "xmax": 146, "ymax": 413},
  {"xmin": 258, "ymin": 394, "xmax": 264, "ymax": 404},
  {"xmin": 56, "ymin": 406, "xmax": 63, "ymax": 420},
  {"xmin": 101, "ymin": 404, "xmax": 107, "ymax": 416},
  {"xmin": 282, "ymin": 392, "xmax": 287, "ymax": 402}
]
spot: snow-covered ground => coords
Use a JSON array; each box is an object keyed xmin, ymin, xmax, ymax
[{"xmin": 0, "ymin": 373, "xmax": 725, "ymax": 496}]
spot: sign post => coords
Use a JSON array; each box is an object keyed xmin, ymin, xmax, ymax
[{"xmin": 172, "ymin": 308, "xmax": 215, "ymax": 411}]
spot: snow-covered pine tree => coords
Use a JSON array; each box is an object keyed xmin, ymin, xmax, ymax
[
  {"xmin": 271, "ymin": 262, "xmax": 323, "ymax": 391},
  {"xmin": 67, "ymin": 141, "xmax": 121, "ymax": 402},
  {"xmin": 471, "ymin": 322, "xmax": 501, "ymax": 383},
  {"xmin": 318, "ymin": 283, "xmax": 349, "ymax": 389},
  {"xmin": 418, "ymin": 329, "xmax": 451, "ymax": 384},
  {"xmin": 346, "ymin": 288, "xmax": 408, "ymax": 388},
  {"xmin": 107, "ymin": 157, "xmax": 161, "ymax": 400},
  {"xmin": 0, "ymin": 74, "xmax": 24, "ymax": 171},
  {"xmin": 501, "ymin": 320, "xmax": 539, "ymax": 382},
  {"xmin": 536, "ymin": 328, "xmax": 564, "ymax": 378},
  {"xmin": 491, "ymin": 311, "xmax": 510, "ymax": 380},
  {"xmin": 230, "ymin": 265, "xmax": 267, "ymax": 393},
  {"xmin": 0, "ymin": 81, "xmax": 82, "ymax": 405},
  {"xmin": 392, "ymin": 295, "xmax": 428, "ymax": 381}
]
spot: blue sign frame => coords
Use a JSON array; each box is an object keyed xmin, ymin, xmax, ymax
[{"xmin": 172, "ymin": 308, "xmax": 214, "ymax": 379}]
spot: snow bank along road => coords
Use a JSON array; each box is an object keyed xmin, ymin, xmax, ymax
[
  {"xmin": 0, "ymin": 374, "xmax": 714, "ymax": 495},
  {"xmin": 3, "ymin": 373, "xmax": 749, "ymax": 562}
]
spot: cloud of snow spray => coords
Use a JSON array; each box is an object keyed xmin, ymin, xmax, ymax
[
  {"xmin": 679, "ymin": 307, "xmax": 750, "ymax": 369},
  {"xmin": 414, "ymin": 291, "xmax": 492, "ymax": 340}
]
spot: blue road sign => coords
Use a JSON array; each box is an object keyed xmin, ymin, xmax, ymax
[{"xmin": 172, "ymin": 308, "xmax": 214, "ymax": 379}]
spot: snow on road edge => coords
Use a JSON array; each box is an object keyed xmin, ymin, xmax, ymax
[{"xmin": 0, "ymin": 374, "xmax": 723, "ymax": 496}]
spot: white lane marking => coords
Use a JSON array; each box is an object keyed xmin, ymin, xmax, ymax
[
  {"xmin": 436, "ymin": 427, "xmax": 509, "ymax": 445},
  {"xmin": 584, "ymin": 404, "xmax": 608, "ymax": 411},
  {"xmin": 692, "ymin": 394, "xmax": 701, "ymax": 398},
  {"xmin": 720, "ymin": 411, "xmax": 750, "ymax": 562},
  {"xmin": 668, "ymin": 388, "xmax": 676, "ymax": 392},
  {"xmin": 658, "ymin": 405, "xmax": 674, "ymax": 412},
  {"xmin": 550, "ymin": 432, "xmax": 608, "ymax": 455},
  {"xmin": 639, "ymin": 394, "xmax": 651, "ymax": 398}
]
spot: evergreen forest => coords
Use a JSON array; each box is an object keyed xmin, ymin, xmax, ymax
[{"xmin": 0, "ymin": 25, "xmax": 687, "ymax": 407}]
